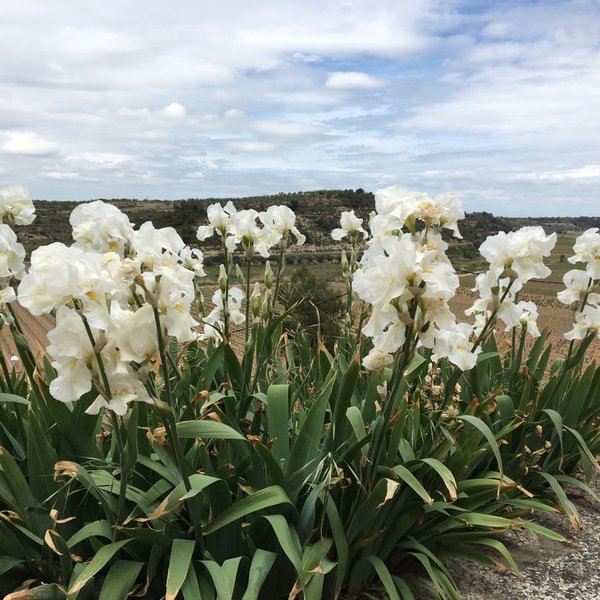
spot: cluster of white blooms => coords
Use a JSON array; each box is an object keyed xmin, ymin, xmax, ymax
[
  {"xmin": 559, "ymin": 229, "xmax": 600, "ymax": 341},
  {"xmin": 331, "ymin": 210, "xmax": 368, "ymax": 242},
  {"xmin": 0, "ymin": 186, "xmax": 34, "ymax": 309},
  {"xmin": 0, "ymin": 185, "xmax": 36, "ymax": 226},
  {"xmin": 369, "ymin": 184, "xmax": 464, "ymax": 240},
  {"xmin": 431, "ymin": 322, "xmax": 481, "ymax": 371},
  {"xmin": 46, "ymin": 306, "xmax": 152, "ymax": 415},
  {"xmin": 196, "ymin": 201, "xmax": 237, "ymax": 246},
  {"xmin": 199, "ymin": 287, "xmax": 245, "ymax": 342},
  {"xmin": 70, "ymin": 200, "xmax": 134, "ymax": 255},
  {"xmin": 467, "ymin": 227, "xmax": 556, "ymax": 338},
  {"xmin": 12, "ymin": 198, "xmax": 307, "ymax": 411},
  {"xmin": 196, "ymin": 202, "xmax": 304, "ymax": 341},
  {"xmin": 479, "ymin": 227, "xmax": 556, "ymax": 283},
  {"xmin": 258, "ymin": 205, "xmax": 305, "ymax": 249},
  {"xmin": 352, "ymin": 184, "xmax": 479, "ymax": 372},
  {"xmin": 17, "ymin": 200, "xmax": 205, "ymax": 415},
  {"xmin": 568, "ymin": 228, "xmax": 600, "ymax": 280},
  {"xmin": 196, "ymin": 201, "xmax": 305, "ymax": 257}
]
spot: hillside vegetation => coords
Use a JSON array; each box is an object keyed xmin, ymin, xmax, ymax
[{"xmin": 23, "ymin": 189, "xmax": 600, "ymax": 256}]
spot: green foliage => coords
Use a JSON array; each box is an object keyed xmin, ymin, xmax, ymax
[
  {"xmin": 458, "ymin": 332, "xmax": 600, "ymax": 513},
  {"xmin": 1, "ymin": 250, "xmax": 599, "ymax": 599},
  {"xmin": 1, "ymin": 316, "xmax": 597, "ymax": 599}
]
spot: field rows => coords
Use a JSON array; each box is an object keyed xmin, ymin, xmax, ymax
[{"xmin": 451, "ymin": 287, "xmax": 600, "ymax": 366}]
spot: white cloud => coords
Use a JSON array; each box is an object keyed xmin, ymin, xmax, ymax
[
  {"xmin": 226, "ymin": 140, "xmax": 277, "ymax": 153},
  {"xmin": 1, "ymin": 131, "xmax": 59, "ymax": 156},
  {"xmin": 66, "ymin": 152, "xmax": 133, "ymax": 167},
  {"xmin": 164, "ymin": 62, "xmax": 233, "ymax": 87},
  {"xmin": 252, "ymin": 120, "xmax": 323, "ymax": 138},
  {"xmin": 223, "ymin": 109, "xmax": 245, "ymax": 119},
  {"xmin": 117, "ymin": 107, "xmax": 153, "ymax": 118},
  {"xmin": 41, "ymin": 170, "xmax": 90, "ymax": 181},
  {"xmin": 55, "ymin": 27, "xmax": 138, "ymax": 58},
  {"xmin": 0, "ymin": 1, "xmax": 599, "ymax": 215},
  {"xmin": 184, "ymin": 170, "xmax": 205, "ymax": 179},
  {"xmin": 325, "ymin": 71, "xmax": 385, "ymax": 90},
  {"xmin": 160, "ymin": 103, "xmax": 187, "ymax": 119},
  {"xmin": 513, "ymin": 165, "xmax": 600, "ymax": 183}
]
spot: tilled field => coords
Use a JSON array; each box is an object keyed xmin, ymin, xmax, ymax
[{"xmin": 450, "ymin": 287, "xmax": 600, "ymax": 367}]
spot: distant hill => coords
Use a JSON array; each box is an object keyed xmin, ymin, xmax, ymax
[
  {"xmin": 504, "ymin": 215, "xmax": 600, "ymax": 234},
  {"xmin": 22, "ymin": 190, "xmax": 599, "ymax": 259}
]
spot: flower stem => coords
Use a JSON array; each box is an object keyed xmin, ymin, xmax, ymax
[
  {"xmin": 0, "ymin": 350, "xmax": 13, "ymax": 392},
  {"xmin": 442, "ymin": 279, "xmax": 517, "ymax": 404},
  {"xmin": 77, "ymin": 312, "xmax": 125, "ymax": 453},
  {"xmin": 248, "ymin": 248, "xmax": 286, "ymax": 396},
  {"xmin": 363, "ymin": 300, "xmax": 418, "ymax": 491},
  {"xmin": 75, "ymin": 310, "xmax": 130, "ymax": 525},
  {"xmin": 345, "ymin": 242, "xmax": 358, "ymax": 332},
  {"xmin": 152, "ymin": 307, "xmax": 204, "ymax": 547},
  {"xmin": 244, "ymin": 256, "xmax": 251, "ymax": 343},
  {"xmin": 222, "ymin": 242, "xmax": 230, "ymax": 339},
  {"xmin": 473, "ymin": 280, "xmax": 516, "ymax": 351},
  {"xmin": 271, "ymin": 248, "xmax": 285, "ymax": 320}
]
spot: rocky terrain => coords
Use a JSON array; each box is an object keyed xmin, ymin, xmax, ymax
[{"xmin": 414, "ymin": 476, "xmax": 600, "ymax": 600}]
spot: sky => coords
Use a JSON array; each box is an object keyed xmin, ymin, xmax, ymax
[{"xmin": 1, "ymin": 0, "xmax": 600, "ymax": 216}]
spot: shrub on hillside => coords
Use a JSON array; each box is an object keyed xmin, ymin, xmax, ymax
[{"xmin": 279, "ymin": 265, "xmax": 345, "ymax": 349}]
